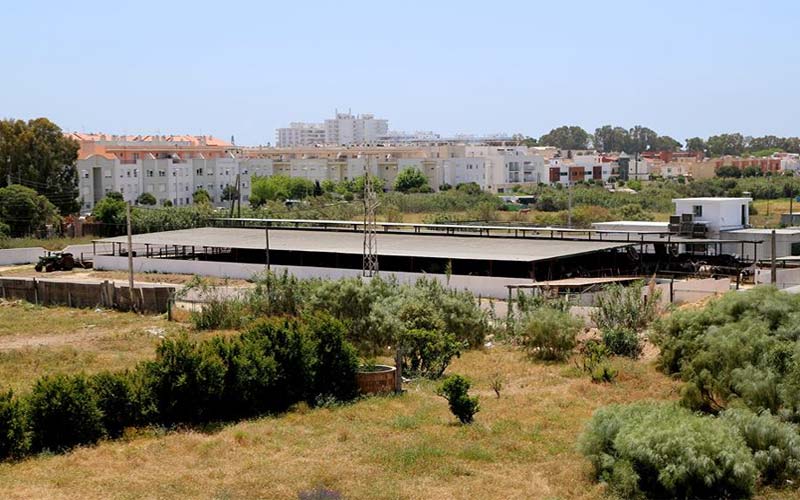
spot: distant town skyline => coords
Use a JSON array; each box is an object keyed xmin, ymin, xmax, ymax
[{"xmin": 1, "ymin": 0, "xmax": 798, "ymax": 145}]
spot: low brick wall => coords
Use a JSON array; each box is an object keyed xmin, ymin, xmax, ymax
[{"xmin": 0, "ymin": 277, "xmax": 175, "ymax": 314}]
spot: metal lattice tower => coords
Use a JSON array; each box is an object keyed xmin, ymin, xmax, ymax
[{"xmin": 362, "ymin": 157, "xmax": 379, "ymax": 277}]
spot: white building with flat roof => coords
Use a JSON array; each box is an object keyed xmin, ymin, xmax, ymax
[
  {"xmin": 276, "ymin": 123, "xmax": 325, "ymax": 147},
  {"xmin": 673, "ymin": 197, "xmax": 751, "ymax": 235},
  {"xmin": 324, "ymin": 111, "xmax": 388, "ymax": 145}
]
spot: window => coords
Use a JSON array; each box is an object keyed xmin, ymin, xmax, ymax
[
  {"xmin": 133, "ymin": 169, "xmax": 138, "ymax": 178},
  {"xmin": 158, "ymin": 170, "xmax": 166, "ymax": 177},
  {"xmin": 81, "ymin": 170, "xmax": 89, "ymax": 179},
  {"xmin": 196, "ymin": 168, "xmax": 204, "ymax": 176},
  {"xmin": 693, "ymin": 205, "xmax": 703, "ymax": 217},
  {"xmin": 104, "ymin": 169, "xmax": 111, "ymax": 178},
  {"xmin": 147, "ymin": 170, "xmax": 154, "ymax": 177}
]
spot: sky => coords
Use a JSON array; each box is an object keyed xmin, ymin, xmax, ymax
[{"xmin": 1, "ymin": 0, "xmax": 798, "ymax": 145}]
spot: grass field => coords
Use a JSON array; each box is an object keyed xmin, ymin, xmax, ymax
[
  {"xmin": 0, "ymin": 301, "xmax": 689, "ymax": 500},
  {"xmin": 0, "ymin": 302, "xmax": 792, "ymax": 499}
]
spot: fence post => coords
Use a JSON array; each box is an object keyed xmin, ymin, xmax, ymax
[
  {"xmin": 669, "ymin": 277, "xmax": 675, "ymax": 304},
  {"xmin": 394, "ymin": 346, "xmax": 403, "ymax": 394},
  {"xmin": 33, "ymin": 277, "xmax": 38, "ymax": 305}
]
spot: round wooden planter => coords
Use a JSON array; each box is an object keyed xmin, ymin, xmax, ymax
[{"xmin": 355, "ymin": 365, "xmax": 396, "ymax": 395}]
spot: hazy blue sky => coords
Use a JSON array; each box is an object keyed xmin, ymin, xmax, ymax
[{"xmin": 1, "ymin": 0, "xmax": 797, "ymax": 145}]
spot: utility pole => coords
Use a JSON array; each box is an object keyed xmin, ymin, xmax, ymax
[
  {"xmin": 362, "ymin": 155, "xmax": 379, "ymax": 277},
  {"xmin": 567, "ymin": 180, "xmax": 573, "ymax": 227},
  {"xmin": 237, "ymin": 174, "xmax": 242, "ymax": 218},
  {"xmin": 126, "ymin": 202, "xmax": 136, "ymax": 312},
  {"xmin": 771, "ymin": 229, "xmax": 777, "ymax": 285},
  {"xmin": 265, "ymin": 224, "xmax": 271, "ymax": 272}
]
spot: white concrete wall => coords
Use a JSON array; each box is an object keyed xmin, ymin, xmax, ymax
[
  {"xmin": 93, "ymin": 256, "xmax": 531, "ymax": 299},
  {"xmin": 756, "ymin": 267, "xmax": 800, "ymax": 289},
  {"xmin": 0, "ymin": 247, "xmax": 46, "ymax": 265},
  {"xmin": 653, "ymin": 277, "xmax": 731, "ymax": 305}
]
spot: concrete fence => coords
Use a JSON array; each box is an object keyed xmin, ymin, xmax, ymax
[
  {"xmin": 0, "ymin": 247, "xmax": 46, "ymax": 266},
  {"xmin": 0, "ymin": 277, "xmax": 175, "ymax": 313}
]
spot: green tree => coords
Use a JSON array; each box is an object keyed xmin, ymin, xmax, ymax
[
  {"xmin": 221, "ymin": 184, "xmax": 239, "ymax": 202},
  {"xmin": 136, "ymin": 192, "xmax": 156, "ymax": 205},
  {"xmin": 0, "ymin": 184, "xmax": 58, "ymax": 237},
  {"xmin": 707, "ymin": 133, "xmax": 746, "ymax": 157},
  {"xmin": 651, "ymin": 135, "xmax": 682, "ymax": 151},
  {"xmin": 538, "ymin": 125, "xmax": 591, "ymax": 150},
  {"xmin": 625, "ymin": 125, "xmax": 659, "ymax": 153},
  {"xmin": 192, "ymin": 188, "xmax": 211, "ymax": 204},
  {"xmin": 685, "ymin": 137, "xmax": 707, "ymax": 155},
  {"xmin": 0, "ymin": 118, "xmax": 81, "ymax": 214},
  {"xmin": 593, "ymin": 125, "xmax": 630, "ymax": 152},
  {"xmin": 394, "ymin": 168, "xmax": 429, "ymax": 193},
  {"xmin": 250, "ymin": 175, "xmax": 314, "ymax": 206},
  {"xmin": 93, "ymin": 194, "xmax": 127, "ymax": 225},
  {"xmin": 716, "ymin": 165, "xmax": 742, "ymax": 178}
]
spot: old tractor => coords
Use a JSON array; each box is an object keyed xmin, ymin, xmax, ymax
[{"xmin": 34, "ymin": 252, "xmax": 79, "ymax": 273}]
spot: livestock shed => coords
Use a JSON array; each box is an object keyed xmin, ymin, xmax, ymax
[{"xmin": 94, "ymin": 226, "xmax": 637, "ymax": 281}]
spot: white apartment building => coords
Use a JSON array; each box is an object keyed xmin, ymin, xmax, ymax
[
  {"xmin": 324, "ymin": 112, "xmax": 389, "ymax": 145},
  {"xmin": 275, "ymin": 111, "xmax": 389, "ymax": 146},
  {"xmin": 77, "ymin": 154, "xmax": 275, "ymax": 212},
  {"xmin": 275, "ymin": 123, "xmax": 326, "ymax": 147}
]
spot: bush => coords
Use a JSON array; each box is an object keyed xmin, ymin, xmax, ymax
[
  {"xmin": 578, "ymin": 340, "xmax": 618, "ymax": 383},
  {"xmin": 240, "ymin": 318, "xmax": 314, "ymax": 411},
  {"xmin": 306, "ymin": 315, "xmax": 359, "ymax": 402},
  {"xmin": 518, "ymin": 307, "xmax": 582, "ymax": 361},
  {"xmin": 591, "ymin": 281, "xmax": 660, "ymax": 333},
  {"xmin": 27, "ymin": 374, "xmax": 105, "ymax": 452},
  {"xmin": 437, "ymin": 374, "xmax": 479, "ymax": 424},
  {"xmin": 398, "ymin": 328, "xmax": 462, "ymax": 379},
  {"xmin": 652, "ymin": 286, "xmax": 800, "ymax": 417},
  {"xmin": 142, "ymin": 335, "xmax": 227, "ymax": 425},
  {"xmin": 89, "ymin": 371, "xmax": 138, "ymax": 438},
  {"xmin": 721, "ymin": 408, "xmax": 800, "ymax": 486},
  {"xmin": 578, "ymin": 402, "xmax": 757, "ymax": 499},
  {"xmin": 601, "ymin": 327, "xmax": 643, "ymax": 358},
  {"xmin": 0, "ymin": 390, "xmax": 28, "ymax": 460},
  {"xmin": 136, "ymin": 192, "xmax": 157, "ymax": 205}
]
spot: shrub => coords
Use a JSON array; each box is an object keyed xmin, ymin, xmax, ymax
[
  {"xmin": 211, "ymin": 332, "xmax": 279, "ymax": 418},
  {"xmin": 578, "ymin": 402, "xmax": 757, "ymax": 499},
  {"xmin": 89, "ymin": 371, "xmax": 139, "ymax": 438},
  {"xmin": 578, "ymin": 340, "xmax": 618, "ymax": 383},
  {"xmin": 142, "ymin": 335, "xmax": 227, "ymax": 425},
  {"xmin": 0, "ymin": 390, "xmax": 28, "ymax": 460},
  {"xmin": 721, "ymin": 408, "xmax": 800, "ymax": 486},
  {"xmin": 437, "ymin": 374, "xmax": 479, "ymax": 424},
  {"xmin": 398, "ymin": 328, "xmax": 462, "ymax": 379},
  {"xmin": 601, "ymin": 327, "xmax": 643, "ymax": 358},
  {"xmin": 241, "ymin": 318, "xmax": 314, "ymax": 411},
  {"xmin": 518, "ymin": 307, "xmax": 582, "ymax": 361},
  {"xmin": 591, "ymin": 281, "xmax": 660, "ymax": 333},
  {"xmin": 27, "ymin": 374, "xmax": 105, "ymax": 452},
  {"xmin": 306, "ymin": 315, "xmax": 359, "ymax": 402},
  {"xmin": 652, "ymin": 286, "xmax": 800, "ymax": 417}
]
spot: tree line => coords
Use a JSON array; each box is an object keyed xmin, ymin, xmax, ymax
[{"xmin": 529, "ymin": 125, "xmax": 800, "ymax": 157}]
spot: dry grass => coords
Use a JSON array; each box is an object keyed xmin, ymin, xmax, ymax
[
  {"xmin": 0, "ymin": 235, "xmax": 96, "ymax": 251},
  {"xmin": 751, "ymin": 198, "xmax": 795, "ymax": 228},
  {"xmin": 0, "ymin": 300, "xmax": 224, "ymax": 393},
  {"xmin": 0, "ymin": 303, "xmax": 685, "ymax": 500}
]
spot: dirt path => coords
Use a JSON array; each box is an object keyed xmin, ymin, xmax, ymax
[{"xmin": 0, "ymin": 331, "xmax": 107, "ymax": 351}]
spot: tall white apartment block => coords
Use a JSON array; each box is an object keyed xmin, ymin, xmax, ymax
[
  {"xmin": 276, "ymin": 123, "xmax": 325, "ymax": 147},
  {"xmin": 323, "ymin": 112, "xmax": 388, "ymax": 145}
]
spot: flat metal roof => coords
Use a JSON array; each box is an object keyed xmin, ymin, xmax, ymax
[{"xmin": 97, "ymin": 227, "xmax": 632, "ymax": 263}]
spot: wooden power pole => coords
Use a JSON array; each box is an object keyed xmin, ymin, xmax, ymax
[{"xmin": 126, "ymin": 202, "xmax": 136, "ymax": 311}]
